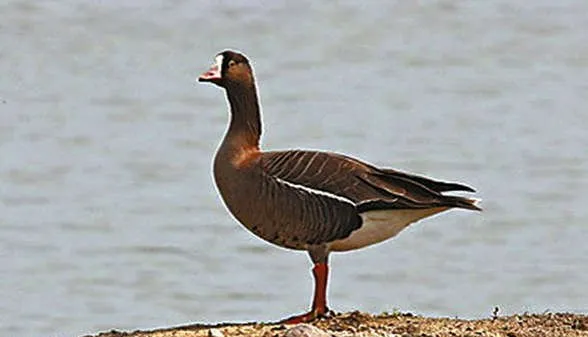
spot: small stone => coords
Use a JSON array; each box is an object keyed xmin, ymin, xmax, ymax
[
  {"xmin": 284, "ymin": 324, "xmax": 329, "ymax": 337},
  {"xmin": 208, "ymin": 328, "xmax": 224, "ymax": 337}
]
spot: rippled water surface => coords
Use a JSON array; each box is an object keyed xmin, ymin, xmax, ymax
[{"xmin": 1, "ymin": 1, "xmax": 587, "ymax": 336}]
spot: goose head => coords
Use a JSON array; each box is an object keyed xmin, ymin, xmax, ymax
[{"xmin": 198, "ymin": 50, "xmax": 254, "ymax": 89}]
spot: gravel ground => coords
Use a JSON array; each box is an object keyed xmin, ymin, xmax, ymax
[{"xmin": 84, "ymin": 311, "xmax": 588, "ymax": 337}]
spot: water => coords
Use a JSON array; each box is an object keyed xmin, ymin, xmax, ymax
[{"xmin": 1, "ymin": 1, "xmax": 587, "ymax": 336}]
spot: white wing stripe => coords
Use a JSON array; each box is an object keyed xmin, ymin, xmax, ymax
[{"xmin": 274, "ymin": 176, "xmax": 355, "ymax": 206}]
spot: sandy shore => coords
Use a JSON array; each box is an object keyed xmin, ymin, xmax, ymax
[{"xmin": 83, "ymin": 311, "xmax": 588, "ymax": 337}]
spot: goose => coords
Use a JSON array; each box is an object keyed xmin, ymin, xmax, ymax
[{"xmin": 198, "ymin": 50, "xmax": 480, "ymax": 323}]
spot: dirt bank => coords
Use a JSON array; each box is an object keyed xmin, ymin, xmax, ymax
[{"xmin": 84, "ymin": 311, "xmax": 588, "ymax": 337}]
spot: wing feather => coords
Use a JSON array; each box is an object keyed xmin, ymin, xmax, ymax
[{"xmin": 261, "ymin": 150, "xmax": 480, "ymax": 211}]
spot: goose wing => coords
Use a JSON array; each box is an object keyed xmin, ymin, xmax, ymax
[{"xmin": 261, "ymin": 150, "xmax": 480, "ymax": 212}]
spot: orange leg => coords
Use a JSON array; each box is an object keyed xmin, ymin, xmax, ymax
[{"xmin": 281, "ymin": 262, "xmax": 329, "ymax": 324}]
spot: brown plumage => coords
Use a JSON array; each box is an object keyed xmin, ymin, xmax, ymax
[{"xmin": 198, "ymin": 50, "xmax": 480, "ymax": 323}]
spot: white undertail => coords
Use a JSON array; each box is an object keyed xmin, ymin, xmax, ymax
[{"xmin": 329, "ymin": 207, "xmax": 448, "ymax": 251}]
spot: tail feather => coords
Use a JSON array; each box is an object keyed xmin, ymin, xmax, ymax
[{"xmin": 443, "ymin": 195, "xmax": 482, "ymax": 211}]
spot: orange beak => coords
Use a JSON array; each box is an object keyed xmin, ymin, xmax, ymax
[
  {"xmin": 198, "ymin": 54, "xmax": 224, "ymax": 83},
  {"xmin": 198, "ymin": 63, "xmax": 221, "ymax": 82}
]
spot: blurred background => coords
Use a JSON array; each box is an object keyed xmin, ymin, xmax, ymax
[{"xmin": 1, "ymin": 0, "xmax": 587, "ymax": 336}]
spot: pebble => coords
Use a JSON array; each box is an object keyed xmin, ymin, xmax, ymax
[
  {"xmin": 284, "ymin": 324, "xmax": 329, "ymax": 337},
  {"xmin": 208, "ymin": 328, "xmax": 224, "ymax": 337}
]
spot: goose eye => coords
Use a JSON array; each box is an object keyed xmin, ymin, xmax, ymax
[{"xmin": 228, "ymin": 60, "xmax": 237, "ymax": 67}]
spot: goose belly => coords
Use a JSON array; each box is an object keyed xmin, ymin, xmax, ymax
[{"xmin": 329, "ymin": 207, "xmax": 448, "ymax": 251}]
